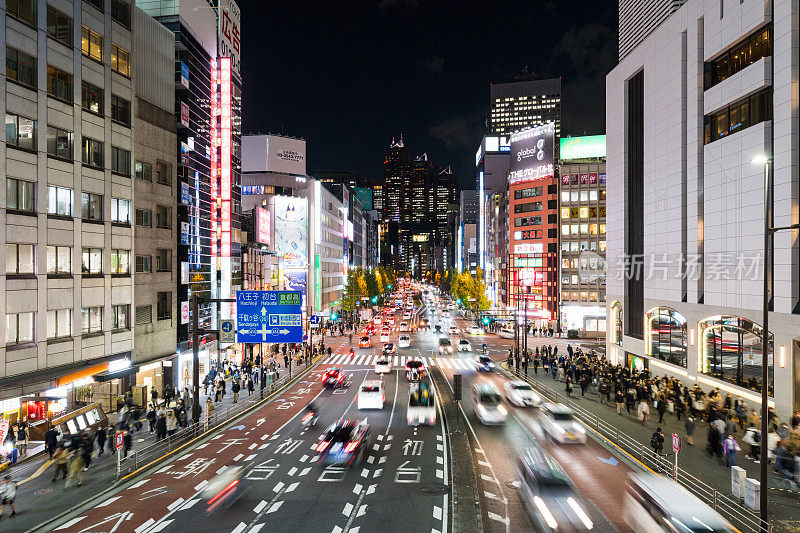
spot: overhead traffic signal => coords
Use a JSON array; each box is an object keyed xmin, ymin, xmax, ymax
[
  {"xmin": 482, "ymin": 317, "xmax": 490, "ymax": 325},
  {"xmin": 331, "ymin": 313, "xmax": 339, "ymax": 321}
]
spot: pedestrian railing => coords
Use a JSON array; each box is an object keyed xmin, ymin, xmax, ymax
[{"xmin": 503, "ymin": 365, "xmax": 771, "ymax": 533}]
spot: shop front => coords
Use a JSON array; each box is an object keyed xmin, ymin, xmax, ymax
[{"xmin": 625, "ymin": 351, "xmax": 649, "ymax": 374}]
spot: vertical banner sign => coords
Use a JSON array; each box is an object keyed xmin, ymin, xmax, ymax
[
  {"xmin": 180, "ymin": 101, "xmax": 190, "ymax": 127},
  {"xmin": 219, "ymin": 57, "xmax": 232, "ymax": 258},
  {"xmin": 315, "ymin": 254, "xmax": 322, "ymax": 311},
  {"xmin": 0, "ymin": 419, "xmax": 9, "ymax": 446},
  {"xmin": 509, "ymin": 123, "xmax": 555, "ymax": 184},
  {"xmin": 274, "ymin": 196, "xmax": 309, "ymax": 268},
  {"xmin": 236, "ymin": 291, "xmax": 303, "ymax": 343},
  {"xmin": 218, "ymin": 0, "xmax": 241, "ymax": 77},
  {"xmin": 210, "ymin": 61, "xmax": 218, "ymax": 258},
  {"xmin": 180, "ymin": 62, "xmax": 190, "ymax": 88}
]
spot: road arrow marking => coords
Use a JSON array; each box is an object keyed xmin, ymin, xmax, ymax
[{"xmin": 597, "ymin": 456, "xmax": 619, "ymax": 466}]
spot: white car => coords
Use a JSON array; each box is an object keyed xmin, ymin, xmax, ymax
[
  {"xmin": 374, "ymin": 357, "xmax": 391, "ymax": 374},
  {"xmin": 468, "ymin": 326, "xmax": 485, "ymax": 335},
  {"xmin": 437, "ymin": 337, "xmax": 454, "ymax": 355},
  {"xmin": 503, "ymin": 381, "xmax": 542, "ymax": 407},
  {"xmin": 457, "ymin": 339, "xmax": 472, "ymax": 352},
  {"xmin": 398, "ymin": 334, "xmax": 411, "ymax": 348},
  {"xmin": 449, "ymin": 325, "xmax": 460, "ymax": 335},
  {"xmin": 402, "ymin": 312, "xmax": 412, "ymax": 320},
  {"xmin": 472, "ymin": 383, "xmax": 507, "ymax": 425},
  {"xmin": 540, "ymin": 403, "xmax": 586, "ymax": 444},
  {"xmin": 380, "ymin": 330, "xmax": 391, "ymax": 343},
  {"xmin": 358, "ymin": 380, "xmax": 385, "ymax": 409},
  {"xmin": 399, "ymin": 322, "xmax": 410, "ymax": 332}
]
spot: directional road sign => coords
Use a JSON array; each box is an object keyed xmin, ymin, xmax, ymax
[
  {"xmin": 310, "ymin": 315, "xmax": 321, "ymax": 325},
  {"xmin": 236, "ymin": 291, "xmax": 303, "ymax": 343},
  {"xmin": 220, "ymin": 319, "xmax": 235, "ymax": 343}
]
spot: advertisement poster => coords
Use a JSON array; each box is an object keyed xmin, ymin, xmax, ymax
[
  {"xmin": 217, "ymin": 0, "xmax": 241, "ymax": 76},
  {"xmin": 180, "ymin": 62, "xmax": 190, "ymax": 88},
  {"xmin": 180, "ymin": 102, "xmax": 190, "ymax": 127},
  {"xmin": 284, "ymin": 269, "xmax": 307, "ymax": 294},
  {"xmin": 255, "ymin": 206, "xmax": 271, "ymax": 245},
  {"xmin": 509, "ymin": 123, "xmax": 555, "ymax": 184},
  {"xmin": 274, "ymin": 196, "xmax": 308, "ymax": 268}
]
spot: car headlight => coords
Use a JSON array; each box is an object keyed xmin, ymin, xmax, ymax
[
  {"xmin": 497, "ymin": 404, "xmax": 508, "ymax": 416},
  {"xmin": 574, "ymin": 423, "xmax": 585, "ymax": 434},
  {"xmin": 477, "ymin": 404, "xmax": 487, "ymax": 416}
]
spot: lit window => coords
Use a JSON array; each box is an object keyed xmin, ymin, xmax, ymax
[
  {"xmin": 579, "ymin": 207, "xmax": 589, "ymax": 219},
  {"xmin": 561, "ymin": 208, "xmax": 570, "ymax": 219},
  {"xmin": 47, "ymin": 246, "xmax": 71, "ymax": 274},
  {"xmin": 81, "ymin": 26, "xmax": 103, "ymax": 62},
  {"xmin": 81, "ymin": 307, "xmax": 102, "ymax": 334},
  {"xmin": 6, "ymin": 243, "xmax": 34, "ymax": 274},
  {"xmin": 561, "ymin": 225, "xmax": 569, "ymax": 236}
]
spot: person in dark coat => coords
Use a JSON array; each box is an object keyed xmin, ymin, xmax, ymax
[
  {"xmin": 657, "ymin": 397, "xmax": 668, "ymax": 423},
  {"xmin": 96, "ymin": 426, "xmax": 107, "ymax": 456},
  {"xmin": 44, "ymin": 427, "xmax": 58, "ymax": 459},
  {"xmin": 155, "ymin": 413, "xmax": 167, "ymax": 441}
]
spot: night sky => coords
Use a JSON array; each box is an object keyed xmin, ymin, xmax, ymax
[{"xmin": 237, "ymin": 0, "xmax": 618, "ymax": 189}]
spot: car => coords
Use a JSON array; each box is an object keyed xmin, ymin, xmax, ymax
[
  {"xmin": 388, "ymin": 317, "xmax": 396, "ymax": 326},
  {"xmin": 358, "ymin": 336, "xmax": 372, "ymax": 348},
  {"xmin": 408, "ymin": 381, "xmax": 436, "ymax": 426},
  {"xmin": 363, "ymin": 324, "xmax": 375, "ymax": 336},
  {"xmin": 504, "ymin": 381, "xmax": 542, "ymax": 407},
  {"xmin": 405, "ymin": 359, "xmax": 426, "ymax": 381},
  {"xmin": 382, "ymin": 342, "xmax": 397, "ymax": 356},
  {"xmin": 449, "ymin": 325, "xmax": 460, "ymax": 335},
  {"xmin": 468, "ymin": 326, "xmax": 485, "ymax": 335},
  {"xmin": 472, "ymin": 383, "xmax": 507, "ymax": 424},
  {"xmin": 399, "ymin": 322, "xmax": 410, "ymax": 332},
  {"xmin": 358, "ymin": 380, "xmax": 385, "ymax": 409},
  {"xmin": 316, "ymin": 419, "xmax": 372, "ymax": 466},
  {"xmin": 434, "ymin": 324, "xmax": 442, "ymax": 333},
  {"xmin": 373, "ymin": 316, "xmax": 382, "ymax": 325},
  {"xmin": 475, "ymin": 355, "xmax": 494, "ymax": 372},
  {"xmin": 457, "ymin": 339, "xmax": 472, "ymax": 352},
  {"xmin": 380, "ymin": 329, "xmax": 391, "ymax": 343},
  {"xmin": 438, "ymin": 337, "xmax": 454, "ymax": 355},
  {"xmin": 202, "ymin": 461, "xmax": 255, "ymax": 515},
  {"xmin": 398, "ymin": 334, "xmax": 411, "ymax": 348},
  {"xmin": 402, "ymin": 312, "xmax": 412, "ymax": 320},
  {"xmin": 498, "ymin": 326, "xmax": 515, "ymax": 339},
  {"xmin": 539, "ymin": 404, "xmax": 586, "ymax": 444},
  {"xmin": 374, "ymin": 357, "xmax": 391, "ymax": 374},
  {"xmin": 321, "ymin": 368, "xmax": 345, "ymax": 389}
]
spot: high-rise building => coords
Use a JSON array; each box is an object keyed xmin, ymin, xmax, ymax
[
  {"xmin": 383, "ymin": 137, "xmax": 409, "ymax": 224},
  {"xmin": 606, "ymin": 0, "xmax": 796, "ymax": 416},
  {"xmin": 0, "ymin": 0, "xmax": 137, "ymax": 411},
  {"xmin": 489, "ymin": 77, "xmax": 561, "ymax": 138},
  {"xmin": 315, "ymin": 171, "xmax": 359, "ymax": 188},
  {"xmin": 618, "ymin": 0, "xmax": 687, "ymax": 60}
]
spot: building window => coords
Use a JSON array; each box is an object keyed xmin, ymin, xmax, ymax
[
  {"xmin": 7, "ymin": 178, "xmax": 35, "ymax": 212},
  {"xmin": 135, "ymin": 208, "xmax": 152, "ymax": 227},
  {"xmin": 47, "ymin": 309, "xmax": 71, "ymax": 339},
  {"xmin": 5, "ymin": 113, "xmax": 36, "ymax": 151},
  {"xmin": 46, "ymin": 6, "xmax": 73, "ymax": 47},
  {"xmin": 47, "ymin": 65, "xmax": 73, "ymax": 102},
  {"xmin": 704, "ymin": 26, "xmax": 771, "ymax": 90},
  {"xmin": 47, "ymin": 186, "xmax": 74, "ymax": 217},
  {"xmin": 111, "ymin": 146, "xmax": 131, "ymax": 175},
  {"xmin": 700, "ymin": 315, "xmax": 773, "ymax": 395},
  {"xmin": 110, "ymin": 197, "xmax": 130, "ymax": 223},
  {"xmin": 46, "ymin": 126, "xmax": 73, "ymax": 159},
  {"xmin": 645, "ymin": 307, "xmax": 688, "ymax": 368},
  {"xmin": 81, "ymin": 192, "xmax": 103, "ymax": 221},
  {"xmin": 47, "ymin": 246, "xmax": 71, "ymax": 274},
  {"xmin": 704, "ymin": 88, "xmax": 772, "ymax": 144},
  {"xmin": 109, "ymin": 44, "xmax": 130, "ymax": 76},
  {"xmin": 156, "ymin": 249, "xmax": 171, "ymax": 272},
  {"xmin": 514, "ymin": 186, "xmax": 542, "ymax": 199},
  {"xmin": 81, "ymin": 307, "xmax": 102, "ymax": 334},
  {"xmin": 82, "ymin": 137, "xmax": 104, "ymax": 168},
  {"xmin": 110, "ymin": 95, "xmax": 130, "ymax": 126},
  {"xmin": 135, "ymin": 255, "xmax": 151, "ymax": 273},
  {"xmin": 156, "ymin": 161, "xmax": 171, "ymax": 186},
  {"xmin": 81, "ymin": 82, "xmax": 104, "ymax": 115},
  {"xmin": 135, "ymin": 162, "xmax": 152, "ymax": 182},
  {"xmin": 135, "ymin": 305, "xmax": 152, "ymax": 325},
  {"xmin": 155, "ymin": 205, "xmax": 171, "ymax": 229},
  {"xmin": 81, "ymin": 248, "xmax": 102, "ymax": 274},
  {"xmin": 7, "ymin": 312, "xmax": 34, "ymax": 345},
  {"xmin": 110, "ymin": 0, "xmax": 131, "ymax": 28},
  {"xmin": 157, "ymin": 292, "xmax": 171, "ymax": 320},
  {"xmin": 6, "ymin": 47, "xmax": 36, "ymax": 89},
  {"xmin": 7, "ymin": 0, "xmax": 36, "ymax": 25},
  {"xmin": 6, "ymin": 243, "xmax": 34, "ymax": 274},
  {"xmin": 514, "ymin": 201, "xmax": 543, "ymax": 214},
  {"xmin": 81, "ymin": 26, "xmax": 103, "ymax": 62},
  {"xmin": 112, "ymin": 304, "xmax": 129, "ymax": 330},
  {"xmin": 110, "ymin": 249, "xmax": 129, "ymax": 274}
]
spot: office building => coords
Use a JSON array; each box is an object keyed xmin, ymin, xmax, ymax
[
  {"xmin": 607, "ymin": 0, "xmax": 796, "ymax": 415},
  {"xmin": 558, "ymin": 135, "xmax": 607, "ymax": 338},
  {"xmin": 315, "ymin": 171, "xmax": 359, "ymax": 188},
  {"xmin": 489, "ymin": 77, "xmax": 561, "ymax": 138},
  {"xmin": 618, "ymin": 0, "xmax": 687, "ymax": 60}
]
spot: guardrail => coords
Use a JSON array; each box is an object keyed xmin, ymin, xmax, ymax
[{"xmin": 502, "ymin": 365, "xmax": 771, "ymax": 533}]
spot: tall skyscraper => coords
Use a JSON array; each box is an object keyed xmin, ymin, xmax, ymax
[
  {"xmin": 383, "ymin": 137, "xmax": 409, "ymax": 223},
  {"xmin": 489, "ymin": 77, "xmax": 561, "ymax": 138}
]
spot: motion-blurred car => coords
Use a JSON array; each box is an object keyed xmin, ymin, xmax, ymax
[
  {"xmin": 475, "ymin": 355, "xmax": 495, "ymax": 372},
  {"xmin": 374, "ymin": 357, "xmax": 391, "ymax": 374},
  {"xmin": 402, "ymin": 312, "xmax": 412, "ymax": 320},
  {"xmin": 398, "ymin": 334, "xmax": 411, "ymax": 348},
  {"xmin": 472, "ymin": 382, "xmax": 507, "ymax": 425},
  {"xmin": 449, "ymin": 325, "xmax": 460, "ymax": 335},
  {"xmin": 457, "ymin": 339, "xmax": 472, "ymax": 352},
  {"xmin": 504, "ymin": 381, "xmax": 542, "ymax": 407},
  {"xmin": 380, "ymin": 329, "xmax": 391, "ymax": 343},
  {"xmin": 540, "ymin": 404, "xmax": 586, "ymax": 444},
  {"xmin": 516, "ymin": 444, "xmax": 594, "ymax": 531},
  {"xmin": 316, "ymin": 419, "xmax": 372, "ymax": 466},
  {"xmin": 399, "ymin": 321, "xmax": 410, "ymax": 332},
  {"xmin": 468, "ymin": 326, "xmax": 485, "ymax": 335},
  {"xmin": 388, "ymin": 316, "xmax": 396, "ymax": 326},
  {"xmin": 438, "ymin": 337, "xmax": 453, "ymax": 355},
  {"xmin": 358, "ymin": 380, "xmax": 385, "ymax": 409},
  {"xmin": 202, "ymin": 462, "xmax": 255, "ymax": 515},
  {"xmin": 405, "ymin": 359, "xmax": 426, "ymax": 381},
  {"xmin": 321, "ymin": 368, "xmax": 345, "ymax": 389},
  {"xmin": 382, "ymin": 343, "xmax": 397, "ymax": 356},
  {"xmin": 408, "ymin": 381, "xmax": 436, "ymax": 426},
  {"xmin": 358, "ymin": 336, "xmax": 372, "ymax": 348}
]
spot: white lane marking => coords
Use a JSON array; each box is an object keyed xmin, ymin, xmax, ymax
[
  {"xmin": 245, "ymin": 454, "xmax": 257, "ymax": 461},
  {"xmin": 366, "ymin": 455, "xmax": 374, "ymax": 464},
  {"xmin": 373, "ymin": 468, "xmax": 382, "ymax": 478},
  {"xmin": 96, "ymin": 496, "xmax": 122, "ymax": 507},
  {"xmin": 287, "ymin": 467, "xmax": 297, "ymax": 476},
  {"xmin": 128, "ymin": 478, "xmax": 150, "ymax": 489},
  {"xmin": 299, "ymin": 467, "xmax": 311, "ymax": 476},
  {"xmin": 54, "ymin": 516, "xmax": 86, "ymax": 530},
  {"xmin": 216, "ymin": 466, "xmax": 228, "ymax": 474},
  {"xmin": 299, "ymin": 454, "xmax": 308, "ymax": 462},
  {"xmin": 433, "ymin": 505, "xmax": 443, "ymax": 520},
  {"xmin": 254, "ymin": 500, "xmax": 268, "ymax": 513},
  {"xmin": 478, "ymin": 460, "xmax": 490, "ymax": 467},
  {"xmin": 361, "ymin": 468, "xmax": 369, "ymax": 478},
  {"xmin": 182, "ymin": 499, "xmax": 200, "ymax": 510},
  {"xmin": 475, "ymin": 447, "xmax": 485, "ymax": 454},
  {"xmin": 134, "ymin": 518, "xmax": 155, "ymax": 533},
  {"xmin": 167, "ymin": 497, "xmax": 185, "ymax": 511},
  {"xmin": 149, "ymin": 520, "xmax": 174, "ymax": 532},
  {"xmin": 425, "ymin": 357, "xmax": 432, "ymax": 366},
  {"xmin": 273, "ymin": 481, "xmax": 285, "ymax": 493},
  {"xmin": 356, "ymin": 505, "xmax": 367, "ymax": 517},
  {"xmin": 178, "ymin": 453, "xmax": 193, "ymax": 461},
  {"xmin": 156, "ymin": 464, "xmax": 172, "ymax": 474},
  {"xmin": 436, "ymin": 468, "xmax": 443, "ymax": 479},
  {"xmin": 343, "ymin": 502, "xmax": 354, "ymax": 516},
  {"xmin": 383, "ymin": 443, "xmax": 391, "ymax": 451},
  {"xmin": 484, "ymin": 491, "xmax": 500, "ymax": 500},
  {"xmin": 269, "ymin": 434, "xmax": 280, "ymax": 440},
  {"xmin": 260, "ymin": 434, "xmax": 270, "ymax": 441},
  {"xmin": 437, "ymin": 456, "xmax": 444, "ymax": 464},
  {"xmin": 212, "ymin": 435, "xmax": 223, "ymax": 440},
  {"xmin": 196, "ymin": 442, "xmax": 209, "ymax": 449},
  {"xmin": 353, "ymin": 483, "xmax": 363, "ymax": 494},
  {"xmin": 259, "ymin": 443, "xmax": 268, "ymax": 450},
  {"xmin": 267, "ymin": 501, "xmax": 283, "ymax": 514},
  {"xmin": 393, "ymin": 356, "xmax": 399, "ymax": 366},
  {"xmin": 194, "ymin": 480, "xmax": 209, "ymax": 491},
  {"xmin": 400, "ymin": 356, "xmax": 406, "ymax": 366},
  {"xmin": 487, "ymin": 512, "xmax": 510, "ymax": 524},
  {"xmin": 230, "ymin": 522, "xmax": 247, "ymax": 533},
  {"xmin": 250, "ymin": 525, "xmax": 265, "ymax": 533},
  {"xmin": 377, "ymin": 434, "xmax": 384, "ymax": 441},
  {"xmin": 386, "ymin": 367, "xmax": 399, "ymax": 433},
  {"xmin": 379, "ymin": 456, "xmax": 386, "ymax": 464},
  {"xmin": 366, "ymin": 483, "xmax": 377, "ymax": 495},
  {"xmin": 248, "ymin": 443, "xmax": 258, "ymax": 450},
  {"xmin": 285, "ymin": 482, "xmax": 299, "ymax": 493},
  {"xmin": 233, "ymin": 453, "xmax": 244, "ymax": 461}
]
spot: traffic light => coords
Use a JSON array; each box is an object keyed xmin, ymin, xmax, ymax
[
  {"xmin": 371, "ymin": 296, "xmax": 378, "ymax": 303},
  {"xmin": 482, "ymin": 317, "xmax": 490, "ymax": 325},
  {"xmin": 331, "ymin": 313, "xmax": 339, "ymax": 321},
  {"xmin": 388, "ymin": 284, "xmax": 392, "ymax": 289},
  {"xmin": 456, "ymin": 298, "xmax": 462, "ymax": 305}
]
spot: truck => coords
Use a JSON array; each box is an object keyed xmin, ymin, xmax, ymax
[{"xmin": 407, "ymin": 381, "xmax": 436, "ymax": 426}]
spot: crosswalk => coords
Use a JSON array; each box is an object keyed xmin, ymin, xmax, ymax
[{"xmin": 320, "ymin": 353, "xmax": 481, "ymax": 371}]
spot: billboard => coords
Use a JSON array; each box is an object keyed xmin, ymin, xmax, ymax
[
  {"xmin": 254, "ymin": 206, "xmax": 271, "ymax": 245},
  {"xmin": 242, "ymin": 135, "xmax": 307, "ymax": 176},
  {"xmin": 284, "ymin": 269, "xmax": 307, "ymax": 294},
  {"xmin": 218, "ymin": 0, "xmax": 241, "ymax": 76},
  {"xmin": 509, "ymin": 123, "xmax": 555, "ymax": 184},
  {"xmin": 353, "ymin": 187, "xmax": 373, "ymax": 210},
  {"xmin": 559, "ymin": 135, "xmax": 606, "ymax": 161},
  {"xmin": 274, "ymin": 196, "xmax": 308, "ymax": 268}
]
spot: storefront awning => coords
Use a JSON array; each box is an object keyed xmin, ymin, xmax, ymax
[{"xmin": 93, "ymin": 365, "xmax": 139, "ymax": 382}]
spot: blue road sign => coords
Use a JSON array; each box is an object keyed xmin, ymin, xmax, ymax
[
  {"xmin": 220, "ymin": 319, "xmax": 235, "ymax": 343},
  {"xmin": 236, "ymin": 291, "xmax": 303, "ymax": 343},
  {"xmin": 310, "ymin": 315, "xmax": 321, "ymax": 325}
]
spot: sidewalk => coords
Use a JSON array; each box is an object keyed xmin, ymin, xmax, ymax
[{"xmin": 493, "ymin": 335, "xmax": 800, "ymax": 532}]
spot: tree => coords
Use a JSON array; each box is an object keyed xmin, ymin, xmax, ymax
[
  {"xmin": 342, "ymin": 270, "xmax": 358, "ymax": 313},
  {"xmin": 434, "ymin": 271, "xmax": 441, "ymax": 285}
]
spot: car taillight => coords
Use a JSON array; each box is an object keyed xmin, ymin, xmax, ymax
[
  {"xmin": 207, "ymin": 480, "xmax": 239, "ymax": 505},
  {"xmin": 317, "ymin": 441, "xmax": 330, "ymax": 453},
  {"xmin": 302, "ymin": 412, "xmax": 313, "ymax": 423},
  {"xmin": 344, "ymin": 441, "xmax": 359, "ymax": 453}
]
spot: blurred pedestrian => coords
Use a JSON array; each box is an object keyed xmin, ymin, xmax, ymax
[
  {"xmin": 52, "ymin": 445, "xmax": 69, "ymax": 482},
  {"xmin": 65, "ymin": 451, "xmax": 84, "ymax": 488},
  {"xmin": 723, "ymin": 434, "xmax": 739, "ymax": 467},
  {"xmin": 0, "ymin": 475, "xmax": 17, "ymax": 519},
  {"xmin": 684, "ymin": 416, "xmax": 695, "ymax": 445},
  {"xmin": 45, "ymin": 427, "xmax": 58, "ymax": 459},
  {"xmin": 638, "ymin": 400, "xmax": 650, "ymax": 426}
]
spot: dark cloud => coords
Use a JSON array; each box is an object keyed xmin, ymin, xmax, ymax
[
  {"xmin": 429, "ymin": 115, "xmax": 481, "ymax": 149},
  {"xmin": 419, "ymin": 54, "xmax": 444, "ymax": 73}
]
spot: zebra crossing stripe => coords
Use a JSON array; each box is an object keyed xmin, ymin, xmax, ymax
[
  {"xmin": 393, "ymin": 356, "xmax": 399, "ymax": 366},
  {"xmin": 400, "ymin": 356, "xmax": 406, "ymax": 366}
]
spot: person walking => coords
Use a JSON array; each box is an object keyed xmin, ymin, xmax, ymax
[
  {"xmin": 684, "ymin": 416, "xmax": 695, "ymax": 445},
  {"xmin": 615, "ymin": 388, "xmax": 625, "ymax": 416},
  {"xmin": 565, "ymin": 376, "xmax": 574, "ymax": 398},
  {"xmin": 65, "ymin": 451, "xmax": 85, "ymax": 488},
  {"xmin": 723, "ymin": 434, "xmax": 739, "ymax": 467},
  {"xmin": 205, "ymin": 397, "xmax": 215, "ymax": 430},
  {"xmin": 232, "ymin": 379, "xmax": 240, "ymax": 403},
  {"xmin": 657, "ymin": 395, "xmax": 668, "ymax": 423},
  {"xmin": 96, "ymin": 426, "xmax": 107, "ymax": 457},
  {"xmin": 0, "ymin": 475, "xmax": 17, "ymax": 519},
  {"xmin": 52, "ymin": 444, "xmax": 69, "ymax": 482},
  {"xmin": 651, "ymin": 427, "xmax": 665, "ymax": 455},
  {"xmin": 44, "ymin": 427, "xmax": 59, "ymax": 459},
  {"xmin": 638, "ymin": 399, "xmax": 650, "ymax": 426},
  {"xmin": 247, "ymin": 377, "xmax": 254, "ymax": 396},
  {"xmin": 155, "ymin": 412, "xmax": 167, "ymax": 441},
  {"xmin": 15, "ymin": 421, "xmax": 28, "ymax": 457},
  {"xmin": 166, "ymin": 410, "xmax": 178, "ymax": 436}
]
